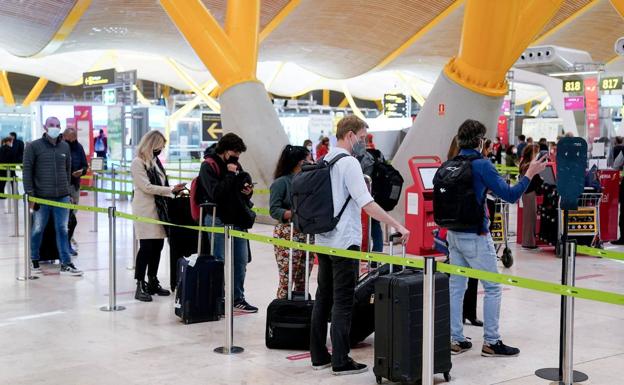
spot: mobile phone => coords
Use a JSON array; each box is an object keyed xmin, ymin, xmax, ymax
[{"xmin": 538, "ymin": 150, "xmax": 549, "ymax": 160}]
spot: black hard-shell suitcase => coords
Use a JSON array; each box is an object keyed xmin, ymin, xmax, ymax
[
  {"xmin": 167, "ymin": 195, "xmax": 199, "ymax": 290},
  {"xmin": 373, "ymin": 269, "xmax": 452, "ymax": 384},
  {"xmin": 174, "ymin": 255, "xmax": 224, "ymax": 324},
  {"xmin": 265, "ymin": 224, "xmax": 314, "ymax": 350},
  {"xmin": 38, "ymin": 210, "xmax": 77, "ymax": 261},
  {"xmin": 174, "ymin": 203, "xmax": 224, "ymax": 324}
]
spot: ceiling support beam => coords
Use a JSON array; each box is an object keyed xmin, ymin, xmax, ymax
[
  {"xmin": 22, "ymin": 78, "xmax": 49, "ymax": 107},
  {"xmin": 169, "ymin": 81, "xmax": 219, "ymax": 122},
  {"xmin": 0, "ymin": 71, "xmax": 15, "ymax": 106},
  {"xmin": 395, "ymin": 71, "xmax": 426, "ymax": 107},
  {"xmin": 341, "ymin": 82, "xmax": 365, "ymax": 120},
  {"xmin": 534, "ymin": 0, "xmax": 599, "ymax": 44},
  {"xmin": 259, "ymin": 0, "xmax": 301, "ymax": 42},
  {"xmin": 167, "ymin": 58, "xmax": 221, "ymax": 112},
  {"xmin": 610, "ymin": 0, "xmax": 624, "ymax": 18},
  {"xmin": 322, "ymin": 89, "xmax": 330, "ymax": 106}
]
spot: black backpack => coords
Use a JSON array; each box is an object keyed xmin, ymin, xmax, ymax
[
  {"xmin": 432, "ymin": 154, "xmax": 483, "ymax": 231},
  {"xmin": 371, "ymin": 161, "xmax": 404, "ymax": 211},
  {"xmin": 292, "ymin": 153, "xmax": 351, "ymax": 234}
]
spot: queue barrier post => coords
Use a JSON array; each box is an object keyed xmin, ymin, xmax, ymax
[
  {"xmin": 92, "ymin": 173, "xmax": 99, "ymax": 232},
  {"xmin": 422, "ymin": 256, "xmax": 435, "ymax": 385},
  {"xmin": 6, "ymin": 168, "xmax": 12, "ymax": 214},
  {"xmin": 11, "ymin": 178, "xmax": 19, "ymax": 237},
  {"xmin": 17, "ymin": 194, "xmax": 37, "ymax": 281},
  {"xmin": 111, "ymin": 167, "xmax": 117, "ymax": 207},
  {"xmin": 100, "ymin": 206, "xmax": 125, "ymax": 312},
  {"xmin": 214, "ymin": 225, "xmax": 244, "ymax": 354}
]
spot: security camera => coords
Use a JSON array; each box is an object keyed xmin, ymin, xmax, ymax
[{"xmin": 614, "ymin": 37, "xmax": 624, "ymax": 56}]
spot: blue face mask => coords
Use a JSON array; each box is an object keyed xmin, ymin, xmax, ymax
[{"xmin": 47, "ymin": 127, "xmax": 61, "ymax": 139}]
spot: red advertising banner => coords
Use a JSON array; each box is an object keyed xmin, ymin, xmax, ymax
[
  {"xmin": 584, "ymin": 77, "xmax": 599, "ymax": 143},
  {"xmin": 74, "ymin": 106, "xmax": 93, "ymax": 188},
  {"xmin": 497, "ymin": 115, "xmax": 508, "ymax": 145}
]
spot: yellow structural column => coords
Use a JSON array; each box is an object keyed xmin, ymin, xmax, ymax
[
  {"xmin": 160, "ymin": 0, "xmax": 259, "ymax": 93},
  {"xmin": 23, "ymin": 78, "xmax": 49, "ymax": 107},
  {"xmin": 444, "ymin": 0, "xmax": 562, "ymax": 97},
  {"xmin": 611, "ymin": 0, "xmax": 624, "ymax": 18},
  {"xmin": 0, "ymin": 71, "xmax": 15, "ymax": 106}
]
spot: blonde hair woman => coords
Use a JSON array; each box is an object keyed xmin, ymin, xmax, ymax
[{"xmin": 131, "ymin": 130, "xmax": 185, "ymax": 302}]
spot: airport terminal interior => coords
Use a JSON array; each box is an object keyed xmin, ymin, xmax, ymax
[{"xmin": 1, "ymin": 1, "xmax": 624, "ymax": 384}]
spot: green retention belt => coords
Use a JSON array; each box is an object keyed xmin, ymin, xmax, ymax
[
  {"xmin": 577, "ymin": 246, "xmax": 624, "ymax": 262},
  {"xmin": 81, "ymin": 185, "xmax": 133, "ymax": 196}
]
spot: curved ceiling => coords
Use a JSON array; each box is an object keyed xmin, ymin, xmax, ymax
[{"xmin": 0, "ymin": 0, "xmax": 622, "ymax": 101}]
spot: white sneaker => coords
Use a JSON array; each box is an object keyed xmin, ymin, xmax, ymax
[
  {"xmin": 60, "ymin": 263, "xmax": 83, "ymax": 276},
  {"xmin": 31, "ymin": 262, "xmax": 42, "ymax": 275}
]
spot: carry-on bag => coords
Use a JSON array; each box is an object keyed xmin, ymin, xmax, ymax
[
  {"xmin": 265, "ymin": 223, "xmax": 314, "ymax": 350},
  {"xmin": 373, "ymin": 261, "xmax": 452, "ymax": 384},
  {"xmin": 168, "ymin": 193, "xmax": 198, "ymax": 290},
  {"xmin": 38, "ymin": 210, "xmax": 77, "ymax": 261},
  {"xmin": 174, "ymin": 204, "xmax": 224, "ymax": 324}
]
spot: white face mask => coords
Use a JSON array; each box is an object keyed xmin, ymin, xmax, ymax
[
  {"xmin": 306, "ymin": 145, "xmax": 312, "ymax": 151},
  {"xmin": 47, "ymin": 127, "xmax": 61, "ymax": 139}
]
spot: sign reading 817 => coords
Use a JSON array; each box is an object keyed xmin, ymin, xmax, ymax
[
  {"xmin": 563, "ymin": 79, "xmax": 583, "ymax": 93},
  {"xmin": 599, "ymin": 76, "xmax": 623, "ymax": 91}
]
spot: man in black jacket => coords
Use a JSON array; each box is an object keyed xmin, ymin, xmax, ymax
[
  {"xmin": 63, "ymin": 128, "xmax": 88, "ymax": 255},
  {"xmin": 9, "ymin": 131, "xmax": 24, "ymax": 163},
  {"xmin": 23, "ymin": 117, "xmax": 82, "ymax": 276},
  {"xmin": 198, "ymin": 133, "xmax": 257, "ymax": 313}
]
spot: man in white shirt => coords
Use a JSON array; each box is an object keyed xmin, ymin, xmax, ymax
[{"xmin": 310, "ymin": 115, "xmax": 410, "ymax": 376}]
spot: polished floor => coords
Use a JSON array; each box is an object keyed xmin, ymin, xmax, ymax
[{"xmin": 0, "ymin": 194, "xmax": 623, "ymax": 385}]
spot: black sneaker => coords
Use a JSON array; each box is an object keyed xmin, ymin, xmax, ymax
[
  {"xmin": 312, "ymin": 355, "xmax": 332, "ymax": 371},
  {"xmin": 234, "ymin": 300, "xmax": 258, "ymax": 313},
  {"xmin": 332, "ymin": 358, "xmax": 367, "ymax": 376},
  {"xmin": 31, "ymin": 260, "xmax": 42, "ymax": 275},
  {"xmin": 451, "ymin": 339, "xmax": 473, "ymax": 355},
  {"xmin": 521, "ymin": 245, "xmax": 539, "ymax": 250},
  {"xmin": 612, "ymin": 239, "xmax": 624, "ymax": 245},
  {"xmin": 481, "ymin": 340, "xmax": 520, "ymax": 357},
  {"xmin": 60, "ymin": 263, "xmax": 83, "ymax": 276}
]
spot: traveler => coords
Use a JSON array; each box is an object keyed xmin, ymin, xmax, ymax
[
  {"xmin": 316, "ymin": 136, "xmax": 330, "ymax": 159},
  {"xmin": 131, "ymin": 130, "xmax": 186, "ymax": 302},
  {"xmin": 303, "ymin": 139, "xmax": 314, "ymax": 162},
  {"xmin": 364, "ymin": 133, "xmax": 384, "ymax": 253},
  {"xmin": 94, "ymin": 129, "xmax": 108, "ymax": 160},
  {"xmin": 310, "ymin": 115, "xmax": 410, "ymax": 375},
  {"xmin": 505, "ymin": 145, "xmax": 518, "ymax": 167},
  {"xmin": 493, "ymin": 136, "xmax": 503, "ymax": 164},
  {"xmin": 483, "ymin": 139, "xmax": 496, "ymax": 163},
  {"xmin": 538, "ymin": 137, "xmax": 549, "ymax": 152},
  {"xmin": 198, "ymin": 133, "xmax": 258, "ymax": 313},
  {"xmin": 23, "ymin": 117, "xmax": 83, "ymax": 276},
  {"xmin": 519, "ymin": 144, "xmax": 543, "ymax": 249},
  {"xmin": 9, "ymin": 131, "xmax": 24, "ymax": 163},
  {"xmin": 63, "ymin": 128, "xmax": 88, "ymax": 255},
  {"xmin": 612, "ymin": 137, "xmax": 624, "ymax": 245},
  {"xmin": 446, "ymin": 135, "xmax": 482, "ymax": 327},
  {"xmin": 445, "ymin": 119, "xmax": 546, "ymax": 357},
  {"xmin": 0, "ymin": 137, "xmax": 15, "ymax": 196},
  {"xmin": 516, "ymin": 135, "xmax": 527, "ymax": 157},
  {"xmin": 270, "ymin": 145, "xmax": 313, "ymax": 298}
]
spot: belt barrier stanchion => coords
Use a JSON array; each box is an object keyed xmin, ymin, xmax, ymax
[
  {"xmin": 11, "ymin": 178, "xmax": 19, "ymax": 237},
  {"xmin": 422, "ymin": 256, "xmax": 436, "ymax": 385},
  {"xmin": 197, "ymin": 205, "xmax": 204, "ymax": 254},
  {"xmin": 563, "ymin": 240, "xmax": 578, "ymax": 385},
  {"xmin": 111, "ymin": 167, "xmax": 117, "ymax": 207},
  {"xmin": 100, "ymin": 206, "xmax": 125, "ymax": 312},
  {"xmin": 305, "ymin": 233, "xmax": 310, "ymax": 297},
  {"xmin": 128, "ymin": 226, "xmax": 137, "ymax": 270},
  {"xmin": 214, "ymin": 225, "xmax": 244, "ymax": 354},
  {"xmin": 17, "ymin": 194, "xmax": 37, "ymax": 281},
  {"xmin": 6, "ymin": 168, "xmax": 12, "ymax": 214},
  {"xmin": 92, "ymin": 173, "xmax": 99, "ymax": 232},
  {"xmin": 287, "ymin": 223, "xmax": 294, "ymax": 301}
]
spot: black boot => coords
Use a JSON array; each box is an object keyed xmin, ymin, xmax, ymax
[
  {"xmin": 135, "ymin": 280, "xmax": 152, "ymax": 302},
  {"xmin": 147, "ymin": 276, "xmax": 171, "ymax": 296}
]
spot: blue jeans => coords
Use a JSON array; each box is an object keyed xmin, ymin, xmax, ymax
[
  {"xmin": 370, "ymin": 218, "xmax": 383, "ymax": 252},
  {"xmin": 31, "ymin": 196, "xmax": 72, "ymax": 265},
  {"xmin": 204, "ymin": 213, "xmax": 249, "ymax": 303},
  {"xmin": 447, "ymin": 230, "xmax": 501, "ymax": 345}
]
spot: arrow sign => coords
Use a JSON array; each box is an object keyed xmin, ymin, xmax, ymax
[{"xmin": 202, "ymin": 113, "xmax": 223, "ymax": 142}]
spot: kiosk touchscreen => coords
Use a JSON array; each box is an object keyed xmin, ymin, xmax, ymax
[{"xmin": 418, "ymin": 167, "xmax": 437, "ymax": 190}]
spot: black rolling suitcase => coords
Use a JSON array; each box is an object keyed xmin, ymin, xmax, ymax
[
  {"xmin": 265, "ymin": 223, "xmax": 314, "ymax": 350},
  {"xmin": 167, "ymin": 194, "xmax": 199, "ymax": 290},
  {"xmin": 174, "ymin": 204, "xmax": 224, "ymax": 324},
  {"xmin": 38, "ymin": 210, "xmax": 77, "ymax": 261},
  {"xmin": 373, "ymin": 263, "xmax": 452, "ymax": 384}
]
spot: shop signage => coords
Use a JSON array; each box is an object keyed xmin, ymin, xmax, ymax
[
  {"xmin": 102, "ymin": 88, "xmax": 117, "ymax": 105},
  {"xmin": 202, "ymin": 113, "xmax": 223, "ymax": 141},
  {"xmin": 83, "ymin": 68, "xmax": 116, "ymax": 88},
  {"xmin": 383, "ymin": 93, "xmax": 409, "ymax": 118},
  {"xmin": 599, "ymin": 76, "xmax": 622, "ymax": 91},
  {"xmin": 564, "ymin": 96, "xmax": 585, "ymax": 110},
  {"xmin": 562, "ymin": 79, "xmax": 583, "ymax": 93}
]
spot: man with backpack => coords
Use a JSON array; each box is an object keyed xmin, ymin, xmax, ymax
[
  {"xmin": 197, "ymin": 133, "xmax": 258, "ymax": 313},
  {"xmin": 305, "ymin": 115, "xmax": 410, "ymax": 375},
  {"xmin": 433, "ymin": 119, "xmax": 546, "ymax": 357}
]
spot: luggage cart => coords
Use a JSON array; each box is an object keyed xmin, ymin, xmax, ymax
[
  {"xmin": 558, "ymin": 192, "xmax": 602, "ymax": 248},
  {"xmin": 490, "ymin": 198, "xmax": 513, "ymax": 268}
]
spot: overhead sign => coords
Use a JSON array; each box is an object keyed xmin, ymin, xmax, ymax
[
  {"xmin": 102, "ymin": 88, "xmax": 116, "ymax": 105},
  {"xmin": 202, "ymin": 114, "xmax": 223, "ymax": 142},
  {"xmin": 383, "ymin": 93, "xmax": 409, "ymax": 118},
  {"xmin": 600, "ymin": 94, "xmax": 623, "ymax": 108},
  {"xmin": 564, "ymin": 96, "xmax": 585, "ymax": 110},
  {"xmin": 83, "ymin": 68, "xmax": 116, "ymax": 88},
  {"xmin": 599, "ymin": 76, "xmax": 622, "ymax": 91},
  {"xmin": 584, "ymin": 77, "xmax": 600, "ymax": 143},
  {"xmin": 562, "ymin": 79, "xmax": 583, "ymax": 93}
]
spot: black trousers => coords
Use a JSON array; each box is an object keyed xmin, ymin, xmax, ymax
[
  {"xmin": 619, "ymin": 179, "xmax": 624, "ymax": 239},
  {"xmin": 134, "ymin": 239, "xmax": 165, "ymax": 281},
  {"xmin": 463, "ymin": 278, "xmax": 478, "ymax": 320},
  {"xmin": 310, "ymin": 246, "xmax": 359, "ymax": 368}
]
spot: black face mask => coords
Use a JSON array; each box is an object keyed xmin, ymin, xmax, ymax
[
  {"xmin": 153, "ymin": 149, "xmax": 162, "ymax": 157},
  {"xmin": 226, "ymin": 155, "xmax": 239, "ymax": 164}
]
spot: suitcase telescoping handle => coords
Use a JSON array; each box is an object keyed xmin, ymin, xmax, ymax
[
  {"xmin": 197, "ymin": 202, "xmax": 217, "ymax": 256},
  {"xmin": 287, "ymin": 222, "xmax": 311, "ymax": 301},
  {"xmin": 389, "ymin": 232, "xmax": 406, "ymax": 273}
]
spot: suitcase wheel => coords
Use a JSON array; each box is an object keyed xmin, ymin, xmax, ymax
[
  {"xmin": 501, "ymin": 248, "xmax": 513, "ymax": 268},
  {"xmin": 444, "ymin": 371, "xmax": 451, "ymax": 382},
  {"xmin": 375, "ymin": 376, "xmax": 382, "ymax": 384}
]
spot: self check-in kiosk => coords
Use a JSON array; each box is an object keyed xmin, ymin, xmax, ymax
[{"xmin": 404, "ymin": 156, "xmax": 441, "ymax": 255}]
